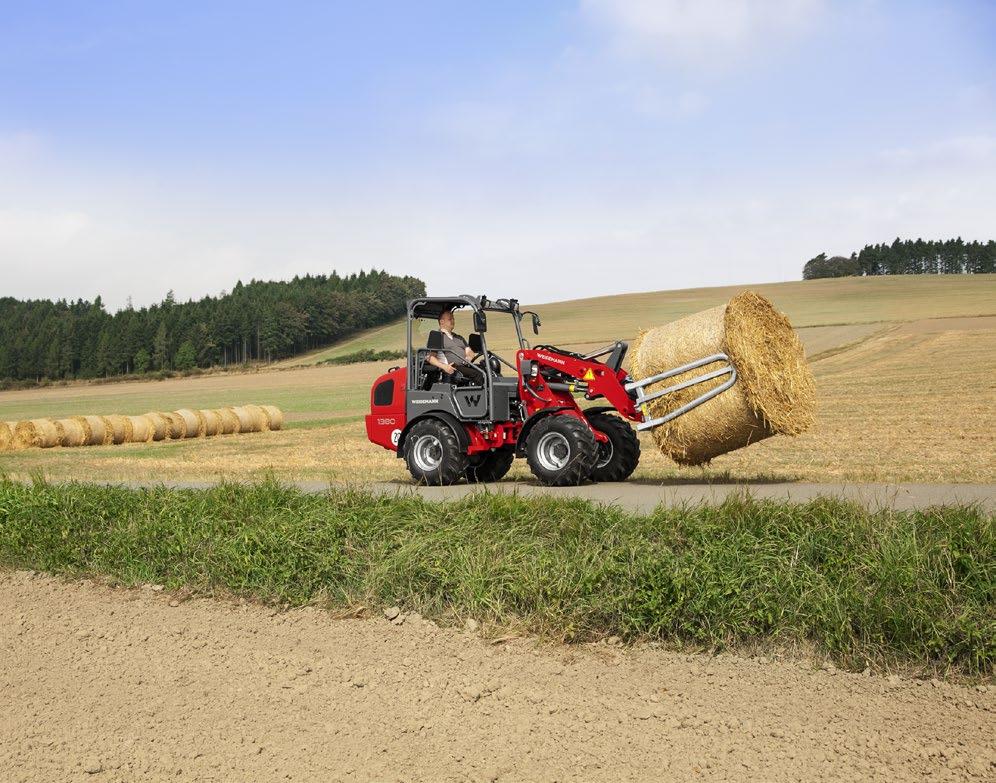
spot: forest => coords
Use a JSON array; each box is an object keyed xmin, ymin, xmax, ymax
[
  {"xmin": 0, "ymin": 270, "xmax": 424, "ymax": 382},
  {"xmin": 803, "ymin": 238, "xmax": 995, "ymax": 279}
]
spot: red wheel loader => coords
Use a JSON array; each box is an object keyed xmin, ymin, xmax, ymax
[{"xmin": 366, "ymin": 295, "xmax": 736, "ymax": 486}]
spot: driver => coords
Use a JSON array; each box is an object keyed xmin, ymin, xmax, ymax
[{"xmin": 426, "ymin": 308, "xmax": 476, "ymax": 379}]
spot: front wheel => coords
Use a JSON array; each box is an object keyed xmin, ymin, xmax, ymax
[
  {"xmin": 586, "ymin": 413, "xmax": 640, "ymax": 482},
  {"xmin": 525, "ymin": 415, "xmax": 597, "ymax": 486},
  {"xmin": 403, "ymin": 418, "xmax": 468, "ymax": 485}
]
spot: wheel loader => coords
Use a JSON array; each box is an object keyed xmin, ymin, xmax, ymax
[{"xmin": 366, "ymin": 295, "xmax": 736, "ymax": 486}]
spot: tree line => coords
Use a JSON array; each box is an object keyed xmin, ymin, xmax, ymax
[
  {"xmin": 803, "ymin": 238, "xmax": 995, "ymax": 279},
  {"xmin": 0, "ymin": 270, "xmax": 425, "ymax": 382}
]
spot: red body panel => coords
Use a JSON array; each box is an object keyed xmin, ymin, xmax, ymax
[{"xmin": 365, "ymin": 367, "xmax": 407, "ymax": 451}]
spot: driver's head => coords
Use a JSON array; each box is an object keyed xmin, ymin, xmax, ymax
[{"xmin": 438, "ymin": 308, "xmax": 455, "ymax": 333}]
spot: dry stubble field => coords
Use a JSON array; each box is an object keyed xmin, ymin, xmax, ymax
[{"xmin": 1, "ymin": 275, "xmax": 994, "ymax": 484}]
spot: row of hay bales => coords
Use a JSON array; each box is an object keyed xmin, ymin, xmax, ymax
[{"xmin": 0, "ymin": 404, "xmax": 283, "ymax": 450}]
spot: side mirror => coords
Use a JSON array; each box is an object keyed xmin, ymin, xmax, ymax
[
  {"xmin": 473, "ymin": 310, "xmax": 487, "ymax": 332},
  {"xmin": 468, "ymin": 333, "xmax": 484, "ymax": 354},
  {"xmin": 531, "ymin": 313, "xmax": 541, "ymax": 335}
]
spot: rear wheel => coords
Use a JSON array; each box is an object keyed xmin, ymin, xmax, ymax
[
  {"xmin": 466, "ymin": 447, "xmax": 515, "ymax": 483},
  {"xmin": 587, "ymin": 413, "xmax": 640, "ymax": 482},
  {"xmin": 525, "ymin": 415, "xmax": 597, "ymax": 486},
  {"xmin": 403, "ymin": 418, "xmax": 468, "ymax": 485}
]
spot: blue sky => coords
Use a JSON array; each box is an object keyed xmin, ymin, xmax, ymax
[{"xmin": 2, "ymin": 0, "xmax": 994, "ymax": 310}]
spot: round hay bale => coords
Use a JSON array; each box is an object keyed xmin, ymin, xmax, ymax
[
  {"xmin": 0, "ymin": 421, "xmax": 13, "ymax": 451},
  {"xmin": 54, "ymin": 418, "xmax": 87, "ymax": 447},
  {"xmin": 228, "ymin": 406, "xmax": 257, "ymax": 433},
  {"xmin": 198, "ymin": 409, "xmax": 222, "ymax": 437},
  {"xmin": 102, "ymin": 415, "xmax": 132, "ymax": 445},
  {"xmin": 14, "ymin": 419, "xmax": 60, "ymax": 449},
  {"xmin": 161, "ymin": 411, "xmax": 185, "ymax": 440},
  {"xmin": 144, "ymin": 412, "xmax": 168, "ymax": 442},
  {"xmin": 630, "ymin": 291, "xmax": 816, "ymax": 465},
  {"xmin": 74, "ymin": 415, "xmax": 108, "ymax": 446},
  {"xmin": 259, "ymin": 404, "xmax": 284, "ymax": 431},
  {"xmin": 216, "ymin": 407, "xmax": 239, "ymax": 435},
  {"xmin": 242, "ymin": 404, "xmax": 269, "ymax": 432},
  {"xmin": 126, "ymin": 415, "xmax": 153, "ymax": 443},
  {"xmin": 174, "ymin": 409, "xmax": 204, "ymax": 438}
]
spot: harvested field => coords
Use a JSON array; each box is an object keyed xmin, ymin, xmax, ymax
[{"xmin": 0, "ymin": 278, "xmax": 993, "ymax": 483}]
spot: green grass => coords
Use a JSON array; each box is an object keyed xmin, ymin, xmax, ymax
[{"xmin": 1, "ymin": 479, "xmax": 991, "ymax": 675}]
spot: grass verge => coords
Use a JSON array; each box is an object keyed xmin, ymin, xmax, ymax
[{"xmin": 0, "ymin": 479, "xmax": 991, "ymax": 675}]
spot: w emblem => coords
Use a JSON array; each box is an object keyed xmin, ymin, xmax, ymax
[{"xmin": 463, "ymin": 393, "xmax": 482, "ymax": 406}]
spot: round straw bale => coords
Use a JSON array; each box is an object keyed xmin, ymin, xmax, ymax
[
  {"xmin": 173, "ymin": 409, "xmax": 204, "ymax": 438},
  {"xmin": 259, "ymin": 404, "xmax": 284, "ymax": 431},
  {"xmin": 198, "ymin": 409, "xmax": 222, "ymax": 437},
  {"xmin": 228, "ymin": 406, "xmax": 257, "ymax": 433},
  {"xmin": 73, "ymin": 415, "xmax": 108, "ymax": 446},
  {"xmin": 242, "ymin": 404, "xmax": 269, "ymax": 432},
  {"xmin": 216, "ymin": 407, "xmax": 239, "ymax": 435},
  {"xmin": 630, "ymin": 291, "xmax": 816, "ymax": 465},
  {"xmin": 0, "ymin": 421, "xmax": 13, "ymax": 451},
  {"xmin": 143, "ymin": 412, "xmax": 168, "ymax": 442},
  {"xmin": 14, "ymin": 419, "xmax": 60, "ymax": 449},
  {"xmin": 160, "ymin": 411, "xmax": 185, "ymax": 439},
  {"xmin": 54, "ymin": 418, "xmax": 87, "ymax": 447},
  {"xmin": 102, "ymin": 415, "xmax": 132, "ymax": 445},
  {"xmin": 126, "ymin": 415, "xmax": 153, "ymax": 443}
]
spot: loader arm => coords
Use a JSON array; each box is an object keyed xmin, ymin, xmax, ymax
[{"xmin": 517, "ymin": 344, "xmax": 737, "ymax": 431}]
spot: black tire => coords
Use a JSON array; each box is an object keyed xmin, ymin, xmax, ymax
[
  {"xmin": 466, "ymin": 447, "xmax": 515, "ymax": 483},
  {"xmin": 586, "ymin": 413, "xmax": 640, "ymax": 482},
  {"xmin": 403, "ymin": 418, "xmax": 468, "ymax": 485},
  {"xmin": 525, "ymin": 415, "xmax": 598, "ymax": 487}
]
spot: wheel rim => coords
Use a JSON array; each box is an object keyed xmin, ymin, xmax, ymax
[
  {"xmin": 596, "ymin": 437, "xmax": 614, "ymax": 469},
  {"xmin": 412, "ymin": 434, "xmax": 443, "ymax": 472},
  {"xmin": 535, "ymin": 431, "xmax": 571, "ymax": 471}
]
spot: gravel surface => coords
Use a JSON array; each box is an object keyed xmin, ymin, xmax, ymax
[{"xmin": 2, "ymin": 570, "xmax": 994, "ymax": 782}]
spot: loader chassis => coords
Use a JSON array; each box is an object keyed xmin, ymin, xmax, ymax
[{"xmin": 365, "ymin": 294, "xmax": 736, "ymax": 486}]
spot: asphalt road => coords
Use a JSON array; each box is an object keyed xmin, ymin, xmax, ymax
[{"xmin": 106, "ymin": 480, "xmax": 995, "ymax": 512}]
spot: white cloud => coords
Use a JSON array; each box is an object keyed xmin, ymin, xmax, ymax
[{"xmin": 581, "ymin": 0, "xmax": 826, "ymax": 70}]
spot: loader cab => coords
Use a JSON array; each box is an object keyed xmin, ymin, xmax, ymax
[{"xmin": 406, "ymin": 295, "xmax": 532, "ymax": 425}]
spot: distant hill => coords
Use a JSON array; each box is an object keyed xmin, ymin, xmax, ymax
[{"xmin": 283, "ymin": 274, "xmax": 996, "ymax": 365}]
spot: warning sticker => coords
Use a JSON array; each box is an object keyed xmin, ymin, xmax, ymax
[{"xmin": 582, "ymin": 368, "xmax": 595, "ymax": 381}]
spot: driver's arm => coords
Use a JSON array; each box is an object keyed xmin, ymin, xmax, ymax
[
  {"xmin": 426, "ymin": 354, "xmax": 455, "ymax": 375},
  {"xmin": 464, "ymin": 345, "xmax": 475, "ymax": 361}
]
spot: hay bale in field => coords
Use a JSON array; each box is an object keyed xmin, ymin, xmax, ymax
[
  {"xmin": 630, "ymin": 291, "xmax": 816, "ymax": 465},
  {"xmin": 54, "ymin": 418, "xmax": 87, "ymax": 447},
  {"xmin": 0, "ymin": 421, "xmax": 14, "ymax": 451},
  {"xmin": 144, "ymin": 412, "xmax": 168, "ymax": 442},
  {"xmin": 242, "ymin": 404, "xmax": 269, "ymax": 432},
  {"xmin": 259, "ymin": 404, "xmax": 284, "ymax": 431},
  {"xmin": 74, "ymin": 415, "xmax": 108, "ymax": 446},
  {"xmin": 228, "ymin": 406, "xmax": 257, "ymax": 433},
  {"xmin": 161, "ymin": 411, "xmax": 185, "ymax": 439},
  {"xmin": 126, "ymin": 415, "xmax": 153, "ymax": 443},
  {"xmin": 173, "ymin": 409, "xmax": 203, "ymax": 438},
  {"xmin": 198, "ymin": 409, "xmax": 222, "ymax": 437},
  {"xmin": 13, "ymin": 419, "xmax": 60, "ymax": 449},
  {"xmin": 216, "ymin": 407, "xmax": 239, "ymax": 434},
  {"xmin": 102, "ymin": 415, "xmax": 132, "ymax": 445}
]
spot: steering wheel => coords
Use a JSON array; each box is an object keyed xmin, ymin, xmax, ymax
[{"xmin": 472, "ymin": 351, "xmax": 515, "ymax": 374}]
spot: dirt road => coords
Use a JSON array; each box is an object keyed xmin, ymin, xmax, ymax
[{"xmin": 3, "ymin": 571, "xmax": 993, "ymax": 782}]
